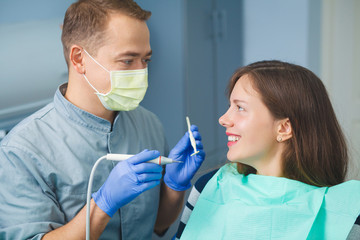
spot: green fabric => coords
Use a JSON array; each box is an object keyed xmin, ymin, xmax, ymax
[{"xmin": 181, "ymin": 163, "xmax": 360, "ymax": 240}]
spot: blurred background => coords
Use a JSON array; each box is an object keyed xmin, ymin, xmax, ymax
[{"xmin": 0, "ymin": 0, "xmax": 359, "ymax": 238}]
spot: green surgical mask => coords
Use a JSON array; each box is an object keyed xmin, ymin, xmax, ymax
[{"xmin": 83, "ymin": 49, "xmax": 148, "ymax": 111}]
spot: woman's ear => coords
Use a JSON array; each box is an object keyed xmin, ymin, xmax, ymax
[
  {"xmin": 276, "ymin": 118, "xmax": 293, "ymax": 142},
  {"xmin": 69, "ymin": 45, "xmax": 85, "ymax": 74}
]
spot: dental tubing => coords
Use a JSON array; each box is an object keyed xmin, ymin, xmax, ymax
[{"xmin": 86, "ymin": 154, "xmax": 180, "ymax": 240}]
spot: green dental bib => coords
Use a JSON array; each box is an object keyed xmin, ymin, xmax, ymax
[{"xmin": 181, "ymin": 164, "xmax": 360, "ymax": 240}]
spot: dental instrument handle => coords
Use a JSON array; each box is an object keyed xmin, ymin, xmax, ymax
[
  {"xmin": 186, "ymin": 116, "xmax": 198, "ymax": 155},
  {"xmin": 106, "ymin": 153, "xmax": 181, "ymax": 165}
]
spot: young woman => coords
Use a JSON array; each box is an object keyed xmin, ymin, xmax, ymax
[{"xmin": 175, "ymin": 60, "xmax": 360, "ymax": 239}]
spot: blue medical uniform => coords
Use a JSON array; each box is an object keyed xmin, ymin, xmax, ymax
[{"xmin": 0, "ymin": 84, "xmax": 169, "ymax": 239}]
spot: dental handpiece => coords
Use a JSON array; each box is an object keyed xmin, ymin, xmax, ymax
[
  {"xmin": 106, "ymin": 153, "xmax": 182, "ymax": 165},
  {"xmin": 86, "ymin": 153, "xmax": 180, "ymax": 240},
  {"xmin": 186, "ymin": 116, "xmax": 199, "ymax": 156}
]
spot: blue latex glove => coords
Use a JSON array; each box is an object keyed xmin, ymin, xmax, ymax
[
  {"xmin": 164, "ymin": 125, "xmax": 205, "ymax": 191},
  {"xmin": 92, "ymin": 150, "xmax": 163, "ymax": 217}
]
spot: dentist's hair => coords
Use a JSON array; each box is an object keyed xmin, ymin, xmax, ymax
[
  {"xmin": 61, "ymin": 0, "xmax": 151, "ymax": 66},
  {"xmin": 226, "ymin": 60, "xmax": 348, "ymax": 187}
]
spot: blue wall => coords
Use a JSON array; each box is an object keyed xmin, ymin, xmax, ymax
[
  {"xmin": 136, "ymin": 1, "xmax": 186, "ymax": 148},
  {"xmin": 242, "ymin": 0, "xmax": 321, "ymax": 75},
  {"xmin": 0, "ymin": 0, "xmax": 74, "ymax": 130}
]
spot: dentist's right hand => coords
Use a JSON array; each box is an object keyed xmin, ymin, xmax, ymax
[{"xmin": 92, "ymin": 150, "xmax": 163, "ymax": 217}]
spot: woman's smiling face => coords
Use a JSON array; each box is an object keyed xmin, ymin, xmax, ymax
[{"xmin": 219, "ymin": 74, "xmax": 281, "ymax": 173}]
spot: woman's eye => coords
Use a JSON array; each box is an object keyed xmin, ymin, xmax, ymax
[{"xmin": 238, "ymin": 105, "xmax": 244, "ymax": 111}]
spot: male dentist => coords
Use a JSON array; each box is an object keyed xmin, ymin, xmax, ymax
[{"xmin": 0, "ymin": 0, "xmax": 205, "ymax": 239}]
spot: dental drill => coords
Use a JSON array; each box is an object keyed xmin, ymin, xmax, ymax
[
  {"xmin": 106, "ymin": 153, "xmax": 182, "ymax": 164},
  {"xmin": 86, "ymin": 154, "xmax": 181, "ymax": 240}
]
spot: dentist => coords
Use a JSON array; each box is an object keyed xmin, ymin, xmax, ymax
[{"xmin": 0, "ymin": 0, "xmax": 205, "ymax": 239}]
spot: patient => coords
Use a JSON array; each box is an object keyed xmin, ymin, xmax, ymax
[{"xmin": 176, "ymin": 60, "xmax": 360, "ymax": 239}]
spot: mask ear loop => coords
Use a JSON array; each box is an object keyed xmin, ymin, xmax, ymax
[
  {"xmin": 83, "ymin": 74, "xmax": 101, "ymax": 94},
  {"xmin": 82, "ymin": 49, "xmax": 112, "ymax": 96}
]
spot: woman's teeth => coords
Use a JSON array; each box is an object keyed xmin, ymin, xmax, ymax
[{"xmin": 228, "ymin": 136, "xmax": 240, "ymax": 142}]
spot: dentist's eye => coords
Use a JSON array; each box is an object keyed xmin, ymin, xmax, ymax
[
  {"xmin": 122, "ymin": 59, "xmax": 133, "ymax": 65},
  {"xmin": 143, "ymin": 58, "xmax": 152, "ymax": 64}
]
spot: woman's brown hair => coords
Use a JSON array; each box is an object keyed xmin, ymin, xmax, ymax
[{"xmin": 227, "ymin": 60, "xmax": 348, "ymax": 187}]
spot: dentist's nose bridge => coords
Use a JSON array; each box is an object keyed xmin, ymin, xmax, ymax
[
  {"xmin": 127, "ymin": 59, "xmax": 147, "ymax": 70},
  {"xmin": 138, "ymin": 59, "xmax": 148, "ymax": 69}
]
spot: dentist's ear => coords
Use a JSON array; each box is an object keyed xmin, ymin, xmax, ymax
[
  {"xmin": 276, "ymin": 118, "xmax": 293, "ymax": 142},
  {"xmin": 69, "ymin": 45, "xmax": 86, "ymax": 74}
]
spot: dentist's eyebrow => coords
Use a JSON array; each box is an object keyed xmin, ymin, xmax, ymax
[{"xmin": 115, "ymin": 50, "xmax": 152, "ymax": 58}]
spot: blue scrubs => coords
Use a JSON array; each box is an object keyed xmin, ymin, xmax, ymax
[{"xmin": 0, "ymin": 84, "xmax": 169, "ymax": 239}]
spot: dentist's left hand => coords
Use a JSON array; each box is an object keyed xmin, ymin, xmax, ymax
[{"xmin": 164, "ymin": 125, "xmax": 205, "ymax": 191}]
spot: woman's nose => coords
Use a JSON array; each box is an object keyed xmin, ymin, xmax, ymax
[{"xmin": 219, "ymin": 111, "xmax": 233, "ymax": 128}]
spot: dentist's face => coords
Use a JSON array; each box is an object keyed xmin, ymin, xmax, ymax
[
  {"xmin": 219, "ymin": 74, "xmax": 279, "ymax": 169},
  {"xmin": 83, "ymin": 13, "xmax": 152, "ymax": 94}
]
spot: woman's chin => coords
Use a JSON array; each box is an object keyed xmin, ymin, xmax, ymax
[
  {"xmin": 227, "ymin": 154, "xmax": 242, "ymax": 163},
  {"xmin": 227, "ymin": 154, "xmax": 253, "ymax": 167}
]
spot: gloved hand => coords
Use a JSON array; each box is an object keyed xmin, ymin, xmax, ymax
[
  {"xmin": 164, "ymin": 125, "xmax": 205, "ymax": 191},
  {"xmin": 92, "ymin": 150, "xmax": 163, "ymax": 217}
]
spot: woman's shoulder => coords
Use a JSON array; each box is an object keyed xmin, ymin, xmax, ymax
[{"xmin": 194, "ymin": 169, "xmax": 219, "ymax": 193}]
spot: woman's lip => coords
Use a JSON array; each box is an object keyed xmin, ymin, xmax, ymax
[
  {"xmin": 226, "ymin": 132, "xmax": 240, "ymax": 136},
  {"xmin": 227, "ymin": 141, "xmax": 237, "ymax": 147}
]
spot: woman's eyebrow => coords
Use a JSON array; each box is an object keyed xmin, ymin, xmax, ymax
[{"xmin": 232, "ymin": 99, "xmax": 248, "ymax": 104}]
